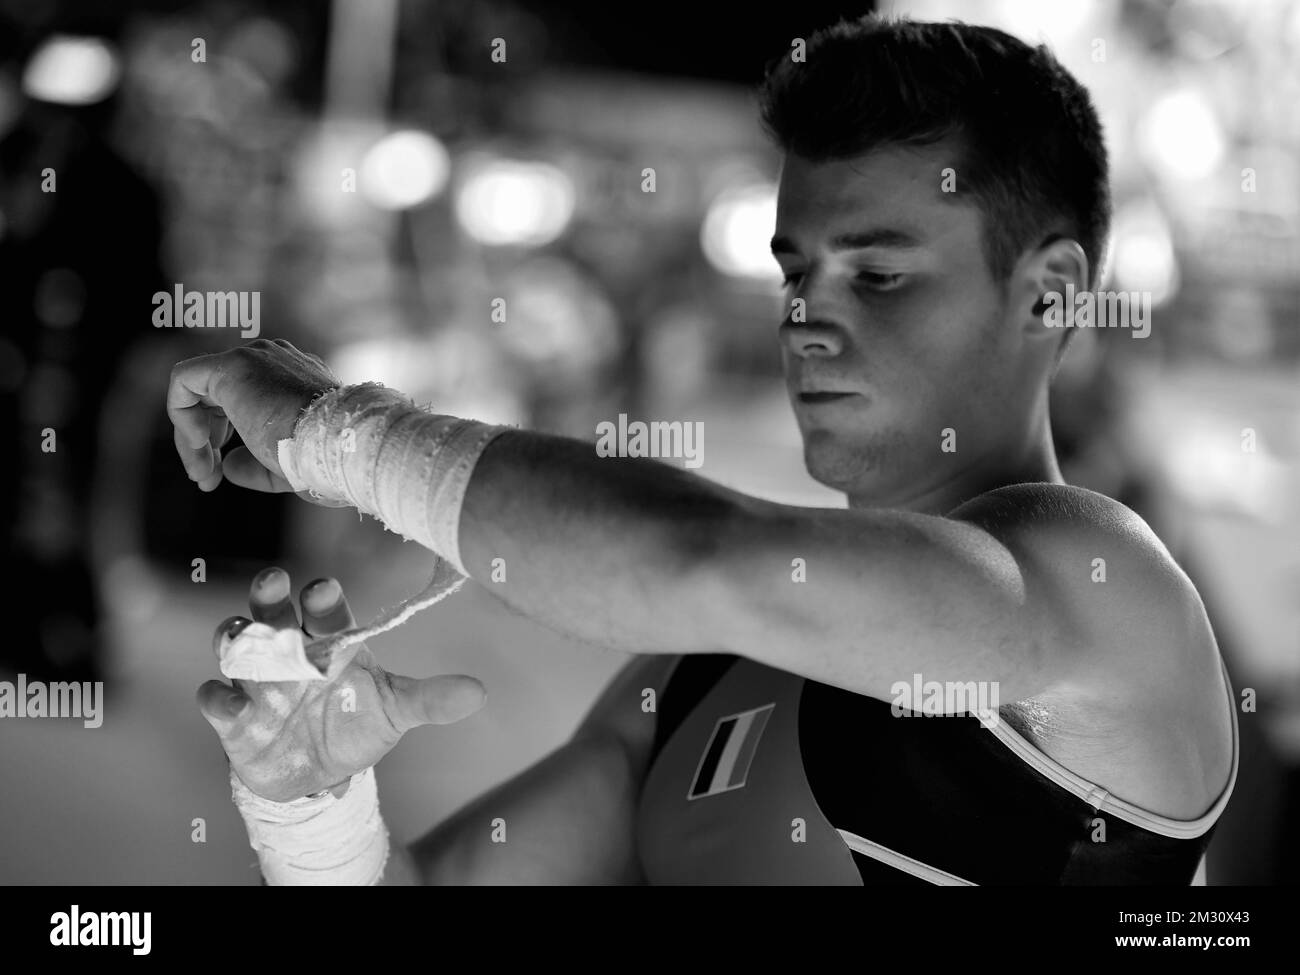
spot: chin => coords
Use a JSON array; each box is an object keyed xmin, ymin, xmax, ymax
[{"xmin": 802, "ymin": 427, "xmax": 910, "ymax": 496}]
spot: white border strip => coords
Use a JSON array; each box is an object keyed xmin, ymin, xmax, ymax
[
  {"xmin": 836, "ymin": 829, "xmax": 977, "ymax": 886},
  {"xmin": 982, "ymin": 660, "xmax": 1240, "ymax": 840}
]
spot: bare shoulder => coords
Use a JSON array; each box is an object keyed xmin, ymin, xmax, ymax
[
  {"xmin": 952, "ymin": 483, "xmax": 1234, "ymax": 818},
  {"xmin": 950, "ymin": 481, "xmax": 1179, "ymax": 578},
  {"xmin": 949, "ymin": 482, "xmax": 1207, "ymax": 680}
]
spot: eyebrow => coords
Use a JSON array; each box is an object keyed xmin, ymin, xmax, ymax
[{"xmin": 769, "ymin": 228, "xmax": 923, "ymax": 256}]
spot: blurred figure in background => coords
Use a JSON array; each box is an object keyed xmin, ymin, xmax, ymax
[{"xmin": 0, "ymin": 39, "xmax": 164, "ymax": 683}]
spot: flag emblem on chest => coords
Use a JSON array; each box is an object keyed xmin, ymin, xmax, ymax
[{"xmin": 688, "ymin": 703, "xmax": 775, "ymax": 799}]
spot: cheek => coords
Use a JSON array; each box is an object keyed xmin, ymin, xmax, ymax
[
  {"xmin": 901, "ymin": 282, "xmax": 1004, "ymax": 376},
  {"xmin": 862, "ymin": 295, "xmax": 1006, "ymax": 436},
  {"xmin": 854, "ymin": 291, "xmax": 959, "ymax": 390}
]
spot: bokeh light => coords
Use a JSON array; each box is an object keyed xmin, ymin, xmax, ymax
[
  {"xmin": 359, "ymin": 129, "xmax": 450, "ymax": 210},
  {"xmin": 1110, "ymin": 200, "xmax": 1180, "ymax": 304},
  {"xmin": 1138, "ymin": 89, "xmax": 1225, "ymax": 181},
  {"xmin": 700, "ymin": 182, "xmax": 778, "ymax": 279},
  {"xmin": 454, "ymin": 157, "xmax": 575, "ymax": 247},
  {"xmin": 22, "ymin": 35, "xmax": 122, "ymax": 105}
]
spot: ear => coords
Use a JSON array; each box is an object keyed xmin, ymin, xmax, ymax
[{"xmin": 1014, "ymin": 236, "xmax": 1090, "ymax": 347}]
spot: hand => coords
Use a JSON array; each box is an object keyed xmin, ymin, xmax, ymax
[
  {"xmin": 198, "ymin": 567, "xmax": 486, "ymax": 802},
  {"xmin": 167, "ymin": 339, "xmax": 340, "ymax": 500}
]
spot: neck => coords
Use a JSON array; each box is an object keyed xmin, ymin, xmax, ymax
[{"xmin": 846, "ymin": 414, "xmax": 1064, "ymax": 516}]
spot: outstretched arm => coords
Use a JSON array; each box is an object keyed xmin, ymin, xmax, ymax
[{"xmin": 170, "ymin": 342, "xmax": 1186, "ymax": 709}]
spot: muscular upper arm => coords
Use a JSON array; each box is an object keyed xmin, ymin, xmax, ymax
[{"xmin": 693, "ymin": 483, "xmax": 1197, "ymax": 706}]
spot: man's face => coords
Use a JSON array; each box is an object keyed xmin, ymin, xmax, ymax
[{"xmin": 772, "ymin": 142, "xmax": 1034, "ymax": 507}]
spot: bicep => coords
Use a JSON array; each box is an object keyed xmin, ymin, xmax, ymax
[
  {"xmin": 694, "ymin": 486, "xmax": 1176, "ymax": 705},
  {"xmin": 691, "ymin": 497, "xmax": 1059, "ymax": 704}
]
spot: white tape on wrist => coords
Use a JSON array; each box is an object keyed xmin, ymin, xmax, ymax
[
  {"xmin": 277, "ymin": 384, "xmax": 510, "ymax": 576},
  {"xmin": 230, "ymin": 766, "xmax": 389, "ymax": 885}
]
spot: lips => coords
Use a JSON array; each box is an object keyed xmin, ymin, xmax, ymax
[{"xmin": 797, "ymin": 391, "xmax": 858, "ymax": 403}]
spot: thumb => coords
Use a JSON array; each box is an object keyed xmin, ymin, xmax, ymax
[
  {"xmin": 196, "ymin": 679, "xmax": 251, "ymax": 738},
  {"xmin": 224, "ymin": 445, "xmax": 352, "ymax": 506},
  {"xmin": 222, "ymin": 445, "xmax": 298, "ymax": 493},
  {"xmin": 386, "ymin": 673, "xmax": 486, "ymax": 733}
]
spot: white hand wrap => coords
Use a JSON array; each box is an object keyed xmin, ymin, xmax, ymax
[
  {"xmin": 230, "ymin": 766, "xmax": 390, "ymax": 886},
  {"xmin": 277, "ymin": 383, "xmax": 510, "ymax": 576}
]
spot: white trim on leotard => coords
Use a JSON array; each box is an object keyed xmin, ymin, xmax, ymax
[
  {"xmin": 835, "ymin": 829, "xmax": 978, "ymax": 886},
  {"xmin": 977, "ymin": 659, "xmax": 1240, "ymax": 840}
]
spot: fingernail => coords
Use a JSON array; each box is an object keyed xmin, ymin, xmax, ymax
[
  {"xmin": 309, "ymin": 578, "xmax": 341, "ymax": 604},
  {"xmin": 253, "ymin": 567, "xmax": 290, "ymax": 600}
]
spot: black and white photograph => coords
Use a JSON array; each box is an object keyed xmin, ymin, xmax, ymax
[{"xmin": 0, "ymin": 0, "xmax": 1294, "ymax": 950}]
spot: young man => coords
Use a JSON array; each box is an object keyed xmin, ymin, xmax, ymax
[{"xmin": 169, "ymin": 16, "xmax": 1236, "ymax": 884}]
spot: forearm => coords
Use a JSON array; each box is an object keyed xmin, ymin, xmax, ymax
[
  {"xmin": 277, "ymin": 385, "xmax": 743, "ymax": 654},
  {"xmin": 400, "ymin": 733, "xmax": 644, "ymax": 885},
  {"xmin": 459, "ymin": 431, "xmax": 741, "ymax": 654}
]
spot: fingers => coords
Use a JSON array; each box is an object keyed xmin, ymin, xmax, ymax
[
  {"xmin": 211, "ymin": 616, "xmax": 253, "ymax": 697},
  {"xmin": 221, "ymin": 447, "xmax": 297, "ymax": 493},
  {"xmin": 224, "ymin": 446, "xmax": 350, "ymax": 504},
  {"xmin": 169, "ymin": 357, "xmax": 235, "ymax": 492},
  {"xmin": 196, "ymin": 679, "xmax": 251, "ymax": 735},
  {"xmin": 175, "ymin": 425, "xmax": 221, "ymax": 489},
  {"xmin": 212, "ymin": 615, "xmax": 252, "ymax": 661},
  {"xmin": 203, "ymin": 413, "xmax": 231, "ymax": 491},
  {"xmin": 300, "ymin": 578, "xmax": 356, "ymax": 638},
  {"xmin": 168, "ymin": 355, "xmax": 224, "ymax": 477},
  {"xmin": 201, "ymin": 450, "xmax": 224, "ymax": 492},
  {"xmin": 249, "ymin": 567, "xmax": 300, "ymax": 630},
  {"xmin": 387, "ymin": 674, "xmax": 486, "ymax": 732},
  {"xmin": 211, "ymin": 412, "xmax": 232, "ymax": 450},
  {"xmin": 302, "ymin": 578, "xmax": 366, "ymax": 678}
]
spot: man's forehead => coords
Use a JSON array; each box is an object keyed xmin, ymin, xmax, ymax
[{"xmin": 773, "ymin": 143, "xmax": 968, "ymax": 247}]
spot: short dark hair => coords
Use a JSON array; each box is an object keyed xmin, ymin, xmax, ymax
[{"xmin": 759, "ymin": 15, "xmax": 1111, "ymax": 289}]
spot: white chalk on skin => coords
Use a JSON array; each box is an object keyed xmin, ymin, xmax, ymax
[
  {"xmin": 219, "ymin": 557, "xmax": 467, "ymax": 683},
  {"xmin": 220, "ymin": 624, "xmax": 324, "ymax": 682}
]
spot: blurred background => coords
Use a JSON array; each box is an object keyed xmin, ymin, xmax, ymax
[{"xmin": 0, "ymin": 0, "xmax": 1296, "ymax": 884}]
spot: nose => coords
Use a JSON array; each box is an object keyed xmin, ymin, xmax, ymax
[{"xmin": 780, "ymin": 311, "xmax": 845, "ymax": 359}]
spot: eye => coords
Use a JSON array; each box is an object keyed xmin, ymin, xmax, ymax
[{"xmin": 855, "ymin": 271, "xmax": 904, "ymax": 290}]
